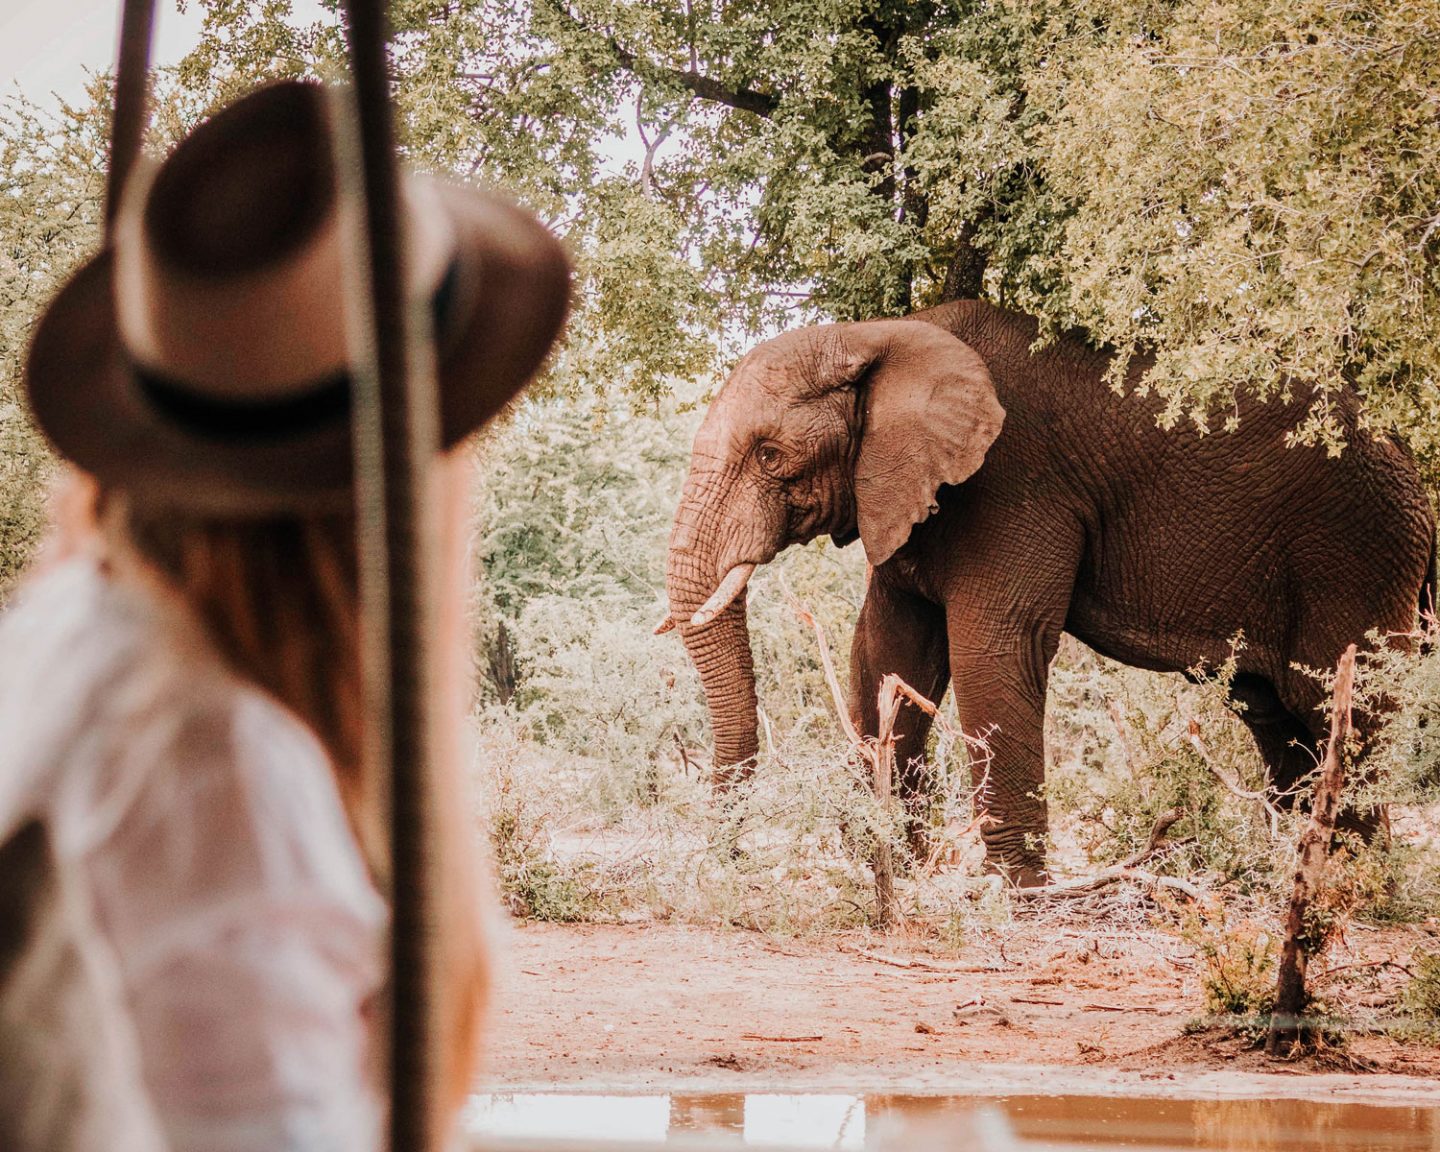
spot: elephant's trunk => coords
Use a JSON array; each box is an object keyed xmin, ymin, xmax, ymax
[{"xmin": 666, "ymin": 533, "xmax": 761, "ymax": 787}]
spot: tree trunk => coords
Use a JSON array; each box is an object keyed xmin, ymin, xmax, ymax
[{"xmin": 1267, "ymin": 644, "xmax": 1356, "ymax": 1056}]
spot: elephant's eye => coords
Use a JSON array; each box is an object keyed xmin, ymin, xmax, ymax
[{"xmin": 755, "ymin": 443, "xmax": 785, "ymax": 474}]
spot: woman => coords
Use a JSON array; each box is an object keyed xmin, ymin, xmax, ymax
[{"xmin": 0, "ymin": 80, "xmax": 569, "ymax": 1150}]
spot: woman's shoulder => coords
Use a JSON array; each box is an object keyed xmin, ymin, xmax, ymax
[
  {"xmin": 0, "ymin": 557, "xmax": 223, "ymax": 757},
  {"xmin": 0, "ymin": 560, "xmax": 362, "ymax": 885}
]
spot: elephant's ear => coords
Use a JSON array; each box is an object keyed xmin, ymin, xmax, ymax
[{"xmin": 843, "ymin": 320, "xmax": 1005, "ymax": 567}]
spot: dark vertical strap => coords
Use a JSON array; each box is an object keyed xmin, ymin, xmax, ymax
[
  {"xmin": 336, "ymin": 4, "xmax": 441, "ymax": 1151},
  {"xmin": 105, "ymin": 0, "xmax": 157, "ymax": 235}
]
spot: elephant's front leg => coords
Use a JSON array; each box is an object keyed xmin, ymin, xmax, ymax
[
  {"xmin": 848, "ymin": 575, "xmax": 951, "ymax": 860},
  {"xmin": 942, "ymin": 510, "xmax": 1079, "ymax": 886},
  {"xmin": 948, "ymin": 644, "xmax": 1054, "ymax": 887}
]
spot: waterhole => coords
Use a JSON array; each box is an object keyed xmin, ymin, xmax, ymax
[{"xmin": 468, "ymin": 1092, "xmax": 1440, "ymax": 1149}]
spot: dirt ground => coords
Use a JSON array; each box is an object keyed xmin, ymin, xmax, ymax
[{"xmin": 487, "ymin": 917, "xmax": 1440, "ymax": 1101}]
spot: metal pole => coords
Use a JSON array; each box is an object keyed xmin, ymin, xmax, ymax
[
  {"xmin": 337, "ymin": 3, "xmax": 442, "ymax": 1150},
  {"xmin": 105, "ymin": 0, "xmax": 156, "ymax": 235}
]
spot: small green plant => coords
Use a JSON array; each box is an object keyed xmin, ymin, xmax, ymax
[
  {"xmin": 485, "ymin": 748, "xmax": 603, "ymax": 923},
  {"xmin": 1400, "ymin": 951, "xmax": 1440, "ymax": 1041},
  {"xmin": 1180, "ymin": 907, "xmax": 1277, "ymax": 1035}
]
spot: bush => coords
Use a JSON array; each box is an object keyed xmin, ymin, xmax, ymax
[
  {"xmin": 1044, "ymin": 636, "xmax": 1299, "ymax": 894},
  {"xmin": 1185, "ymin": 910, "xmax": 1278, "ymax": 1032},
  {"xmin": 1401, "ymin": 951, "xmax": 1440, "ymax": 1042}
]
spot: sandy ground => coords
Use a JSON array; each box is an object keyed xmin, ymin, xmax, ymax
[{"xmin": 486, "ymin": 919, "xmax": 1440, "ymax": 1102}]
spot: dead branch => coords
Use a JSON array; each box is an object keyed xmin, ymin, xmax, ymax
[
  {"xmin": 758, "ymin": 705, "xmax": 776, "ymax": 757},
  {"xmin": 839, "ymin": 945, "xmax": 1007, "ymax": 974},
  {"xmin": 672, "ymin": 731, "xmax": 695, "ymax": 777},
  {"xmin": 787, "ymin": 589, "xmax": 898, "ymax": 927},
  {"xmin": 1082, "ymin": 1003, "xmax": 1165, "ymax": 1014},
  {"xmin": 1010, "ymin": 809, "xmax": 1200, "ymax": 902},
  {"xmin": 872, "ymin": 675, "xmax": 902, "ymax": 929},
  {"xmin": 740, "ymin": 1033, "xmax": 823, "ymax": 1043},
  {"xmin": 787, "ymin": 585, "xmax": 994, "ymax": 931},
  {"xmin": 788, "ymin": 596, "xmax": 863, "ymax": 747},
  {"xmin": 1185, "ymin": 716, "xmax": 1287, "ymax": 838},
  {"xmin": 1267, "ymin": 644, "xmax": 1356, "ymax": 1057},
  {"xmin": 1118, "ymin": 808, "xmax": 1186, "ymax": 869},
  {"xmin": 1311, "ymin": 958, "xmax": 1414, "ymax": 984},
  {"xmin": 1014, "ymin": 867, "xmax": 1204, "ymax": 902}
]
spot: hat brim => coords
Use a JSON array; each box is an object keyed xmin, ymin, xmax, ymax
[{"xmin": 25, "ymin": 181, "xmax": 570, "ymax": 515}]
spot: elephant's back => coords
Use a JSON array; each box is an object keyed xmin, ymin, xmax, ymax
[
  {"xmin": 914, "ymin": 300, "xmax": 1434, "ymax": 670},
  {"xmin": 918, "ymin": 300, "xmax": 1429, "ymax": 544}
]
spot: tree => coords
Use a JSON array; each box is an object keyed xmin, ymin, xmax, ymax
[
  {"xmin": 0, "ymin": 81, "xmax": 112, "ymax": 588},
  {"xmin": 1037, "ymin": 0, "xmax": 1440, "ymax": 469},
  {"xmin": 167, "ymin": 0, "xmax": 1439, "ymax": 466}
]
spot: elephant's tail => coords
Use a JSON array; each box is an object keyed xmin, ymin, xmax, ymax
[
  {"xmin": 1425, "ymin": 533, "xmax": 1437, "ymax": 616},
  {"xmin": 1421, "ymin": 531, "xmax": 1437, "ymax": 653}
]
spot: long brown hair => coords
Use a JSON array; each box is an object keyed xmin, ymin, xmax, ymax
[{"xmin": 50, "ymin": 467, "xmax": 488, "ymax": 1122}]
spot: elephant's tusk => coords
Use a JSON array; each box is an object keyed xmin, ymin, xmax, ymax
[
  {"xmin": 653, "ymin": 615, "xmax": 676, "ymax": 635},
  {"xmin": 690, "ymin": 563, "xmax": 756, "ymax": 627}
]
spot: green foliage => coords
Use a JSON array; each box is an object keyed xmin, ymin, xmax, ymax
[
  {"xmin": 0, "ymin": 83, "xmax": 113, "ymax": 593},
  {"xmin": 1, "ymin": 0, "xmax": 1437, "ymax": 972},
  {"xmin": 4, "ymin": 0, "xmax": 1438, "ymax": 595},
  {"xmin": 1037, "ymin": 0, "xmax": 1440, "ymax": 472},
  {"xmin": 1182, "ymin": 909, "xmax": 1278, "ymax": 1031},
  {"xmin": 468, "ymin": 395, "xmax": 704, "ymax": 810},
  {"xmin": 485, "ymin": 733, "xmax": 607, "ymax": 921},
  {"xmin": 1401, "ymin": 950, "xmax": 1440, "ymax": 1040},
  {"xmin": 1354, "ymin": 625, "xmax": 1440, "ymax": 807}
]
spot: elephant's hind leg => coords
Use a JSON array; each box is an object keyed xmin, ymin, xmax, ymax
[
  {"xmin": 1238, "ymin": 672, "xmax": 1384, "ymax": 841},
  {"xmin": 1230, "ymin": 672, "xmax": 1321, "ymax": 804},
  {"xmin": 849, "ymin": 578, "xmax": 951, "ymax": 861}
]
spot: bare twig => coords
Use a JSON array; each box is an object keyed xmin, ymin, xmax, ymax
[
  {"xmin": 1312, "ymin": 958, "xmax": 1414, "ymax": 985},
  {"xmin": 872, "ymin": 676, "xmax": 901, "ymax": 929},
  {"xmin": 741, "ymin": 1033, "xmax": 823, "ymax": 1043},
  {"xmin": 758, "ymin": 706, "xmax": 776, "ymax": 757},
  {"xmin": 1082, "ymin": 1003, "xmax": 1166, "ymax": 1014},
  {"xmin": 672, "ymin": 730, "xmax": 695, "ymax": 777},
  {"xmin": 785, "ymin": 583, "xmax": 994, "ymax": 930},
  {"xmin": 1268, "ymin": 644, "xmax": 1356, "ymax": 1057}
]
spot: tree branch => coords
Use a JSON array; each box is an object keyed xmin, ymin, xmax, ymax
[{"xmin": 546, "ymin": 0, "xmax": 778, "ymax": 117}]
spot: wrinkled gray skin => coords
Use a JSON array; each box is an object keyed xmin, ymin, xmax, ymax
[{"xmin": 665, "ymin": 300, "xmax": 1436, "ymax": 887}]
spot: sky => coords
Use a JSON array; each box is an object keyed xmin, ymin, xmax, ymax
[
  {"xmin": 0, "ymin": 0, "xmax": 644, "ymax": 171},
  {"xmin": 0, "ymin": 0, "xmax": 328, "ymax": 109},
  {"xmin": 1, "ymin": 0, "xmax": 202, "ymax": 108}
]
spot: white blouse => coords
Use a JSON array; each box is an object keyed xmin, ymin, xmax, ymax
[{"xmin": 0, "ymin": 557, "xmax": 386, "ymax": 1151}]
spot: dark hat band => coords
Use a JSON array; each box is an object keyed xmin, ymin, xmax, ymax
[
  {"xmin": 136, "ymin": 367, "xmax": 352, "ymax": 441},
  {"xmin": 130, "ymin": 255, "xmax": 463, "ymax": 443}
]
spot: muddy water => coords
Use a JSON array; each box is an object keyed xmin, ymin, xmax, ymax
[{"xmin": 468, "ymin": 1092, "xmax": 1440, "ymax": 1149}]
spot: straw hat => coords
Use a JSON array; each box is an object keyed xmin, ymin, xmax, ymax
[{"xmin": 25, "ymin": 79, "xmax": 570, "ymax": 512}]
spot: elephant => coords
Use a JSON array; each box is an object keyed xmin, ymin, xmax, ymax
[{"xmin": 661, "ymin": 299, "xmax": 1436, "ymax": 886}]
